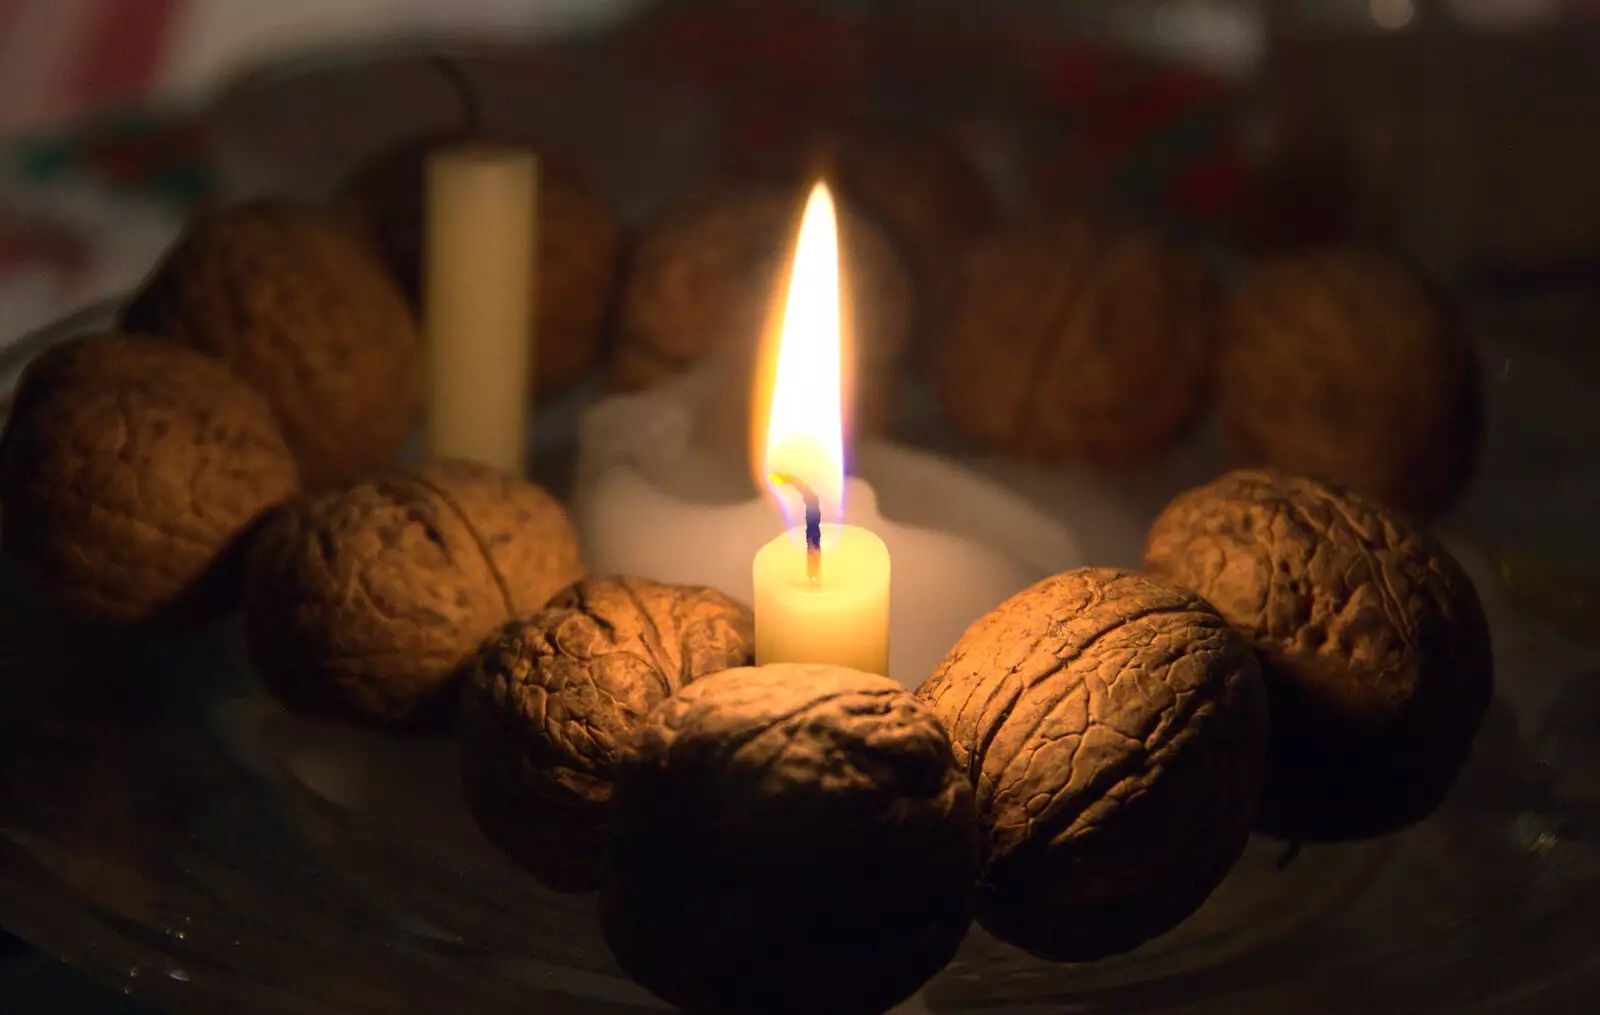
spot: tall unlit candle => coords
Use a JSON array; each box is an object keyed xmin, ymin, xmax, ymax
[{"xmin": 424, "ymin": 144, "xmax": 537, "ymax": 474}]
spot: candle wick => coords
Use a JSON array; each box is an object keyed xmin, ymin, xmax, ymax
[
  {"xmin": 430, "ymin": 55, "xmax": 481, "ymax": 135},
  {"xmin": 770, "ymin": 472, "xmax": 823, "ymax": 586}
]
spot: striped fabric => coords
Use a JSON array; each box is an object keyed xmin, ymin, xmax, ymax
[
  {"xmin": 4, "ymin": 1, "xmax": 1598, "ymax": 132},
  {"xmin": 0, "ymin": 0, "xmax": 647, "ymax": 132}
]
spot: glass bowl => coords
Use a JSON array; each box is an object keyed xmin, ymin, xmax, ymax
[{"xmin": 5, "ymin": 283, "xmax": 1600, "ymax": 1015}]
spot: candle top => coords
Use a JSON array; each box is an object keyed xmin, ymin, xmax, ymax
[{"xmin": 427, "ymin": 141, "xmax": 540, "ymax": 168}]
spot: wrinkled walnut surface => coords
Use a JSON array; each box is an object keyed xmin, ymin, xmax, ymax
[
  {"xmin": 1218, "ymin": 247, "xmax": 1480, "ymax": 515},
  {"xmin": 332, "ymin": 135, "xmax": 623, "ymax": 396},
  {"xmin": 613, "ymin": 184, "xmax": 913, "ymax": 433},
  {"xmin": 123, "ymin": 198, "xmax": 422, "ymax": 488},
  {"xmin": 1143, "ymin": 469, "xmax": 1494, "ymax": 838},
  {"xmin": 937, "ymin": 215, "xmax": 1216, "ymax": 465},
  {"xmin": 603, "ymin": 664, "xmax": 978, "ymax": 1015},
  {"xmin": 919, "ymin": 567, "xmax": 1267, "ymax": 961},
  {"xmin": 0, "ymin": 333, "xmax": 299, "ymax": 626},
  {"xmin": 460, "ymin": 576, "xmax": 754, "ymax": 891},
  {"xmin": 244, "ymin": 459, "xmax": 582, "ymax": 731}
]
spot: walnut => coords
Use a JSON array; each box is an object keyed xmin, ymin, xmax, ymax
[
  {"xmin": 936, "ymin": 215, "xmax": 1216, "ymax": 465},
  {"xmin": 602, "ymin": 664, "xmax": 978, "ymax": 1015},
  {"xmin": 0, "ymin": 333, "xmax": 299, "ymax": 627},
  {"xmin": 122, "ymin": 198, "xmax": 422, "ymax": 488},
  {"xmin": 1142, "ymin": 469, "xmax": 1494, "ymax": 839},
  {"xmin": 459, "ymin": 576, "xmax": 754, "ymax": 892},
  {"xmin": 331, "ymin": 135, "xmax": 623, "ymax": 397},
  {"xmin": 1218, "ymin": 247, "xmax": 1481, "ymax": 515},
  {"xmin": 918, "ymin": 568, "xmax": 1267, "ymax": 962},
  {"xmin": 613, "ymin": 184, "xmax": 914, "ymax": 434},
  {"xmin": 243, "ymin": 459, "xmax": 583, "ymax": 732}
]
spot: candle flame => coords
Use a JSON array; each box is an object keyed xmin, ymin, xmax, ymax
[{"xmin": 756, "ymin": 182, "xmax": 847, "ymax": 536}]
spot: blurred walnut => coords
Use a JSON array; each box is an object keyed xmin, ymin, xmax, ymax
[
  {"xmin": 244, "ymin": 459, "xmax": 582, "ymax": 732},
  {"xmin": 603, "ymin": 664, "xmax": 978, "ymax": 1015},
  {"xmin": 1143, "ymin": 469, "xmax": 1494, "ymax": 839},
  {"xmin": 613, "ymin": 184, "xmax": 914, "ymax": 435},
  {"xmin": 919, "ymin": 568, "xmax": 1267, "ymax": 961},
  {"xmin": 460, "ymin": 576, "xmax": 754, "ymax": 892},
  {"xmin": 332, "ymin": 135, "xmax": 623, "ymax": 396},
  {"xmin": 122, "ymin": 198, "xmax": 421, "ymax": 488},
  {"xmin": 937, "ymin": 215, "xmax": 1216, "ymax": 465},
  {"xmin": 0, "ymin": 333, "xmax": 299, "ymax": 627},
  {"xmin": 1218, "ymin": 247, "xmax": 1480, "ymax": 515}
]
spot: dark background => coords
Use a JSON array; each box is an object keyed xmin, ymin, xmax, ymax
[{"xmin": 1, "ymin": 931, "xmax": 154, "ymax": 1013}]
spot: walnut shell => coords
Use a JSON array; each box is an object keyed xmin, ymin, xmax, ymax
[
  {"xmin": 919, "ymin": 568, "xmax": 1267, "ymax": 962},
  {"xmin": 122, "ymin": 198, "xmax": 422, "ymax": 488},
  {"xmin": 1218, "ymin": 247, "xmax": 1481, "ymax": 515},
  {"xmin": 0, "ymin": 333, "xmax": 300, "ymax": 626},
  {"xmin": 331, "ymin": 135, "xmax": 624, "ymax": 396},
  {"xmin": 936, "ymin": 215, "xmax": 1216, "ymax": 465},
  {"xmin": 244, "ymin": 459, "xmax": 583, "ymax": 731},
  {"xmin": 460, "ymin": 576, "xmax": 754, "ymax": 892},
  {"xmin": 602, "ymin": 664, "xmax": 978, "ymax": 1015},
  {"xmin": 613, "ymin": 184, "xmax": 914, "ymax": 434},
  {"xmin": 1143, "ymin": 469, "xmax": 1494, "ymax": 839}
]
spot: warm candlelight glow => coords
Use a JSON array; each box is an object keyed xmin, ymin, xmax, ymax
[
  {"xmin": 750, "ymin": 180, "xmax": 890, "ymax": 676},
  {"xmin": 756, "ymin": 182, "xmax": 847, "ymax": 535}
]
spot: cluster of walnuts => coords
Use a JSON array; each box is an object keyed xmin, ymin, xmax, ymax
[
  {"xmin": 0, "ymin": 111, "xmax": 1499, "ymax": 1015},
  {"xmin": 915, "ymin": 467, "xmax": 1494, "ymax": 981},
  {"xmin": 460, "ymin": 573, "xmax": 1245, "ymax": 1012},
  {"xmin": 334, "ymin": 113, "xmax": 1480, "ymax": 520},
  {"xmin": 452, "ymin": 575, "xmax": 983, "ymax": 1015},
  {"xmin": 937, "ymin": 219, "xmax": 1480, "ymax": 517},
  {"xmin": 0, "ymin": 197, "xmax": 427, "ymax": 629},
  {"xmin": 505, "ymin": 111, "xmax": 1475, "ymax": 518},
  {"xmin": 0, "ymin": 193, "xmax": 590, "ymax": 736},
  {"xmin": 452, "ymin": 466, "xmax": 1493, "ymax": 1015}
]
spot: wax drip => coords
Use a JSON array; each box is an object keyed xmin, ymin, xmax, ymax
[{"xmin": 770, "ymin": 473, "xmax": 822, "ymax": 585}]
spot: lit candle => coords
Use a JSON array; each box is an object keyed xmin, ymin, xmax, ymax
[
  {"xmin": 751, "ymin": 183, "xmax": 891, "ymax": 675},
  {"xmin": 423, "ymin": 144, "xmax": 537, "ymax": 474}
]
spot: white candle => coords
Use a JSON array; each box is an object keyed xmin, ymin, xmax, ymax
[
  {"xmin": 423, "ymin": 144, "xmax": 537, "ymax": 474},
  {"xmin": 749, "ymin": 183, "xmax": 891, "ymax": 674}
]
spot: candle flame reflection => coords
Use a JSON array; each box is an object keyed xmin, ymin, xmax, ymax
[{"xmin": 755, "ymin": 181, "xmax": 848, "ymax": 538}]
